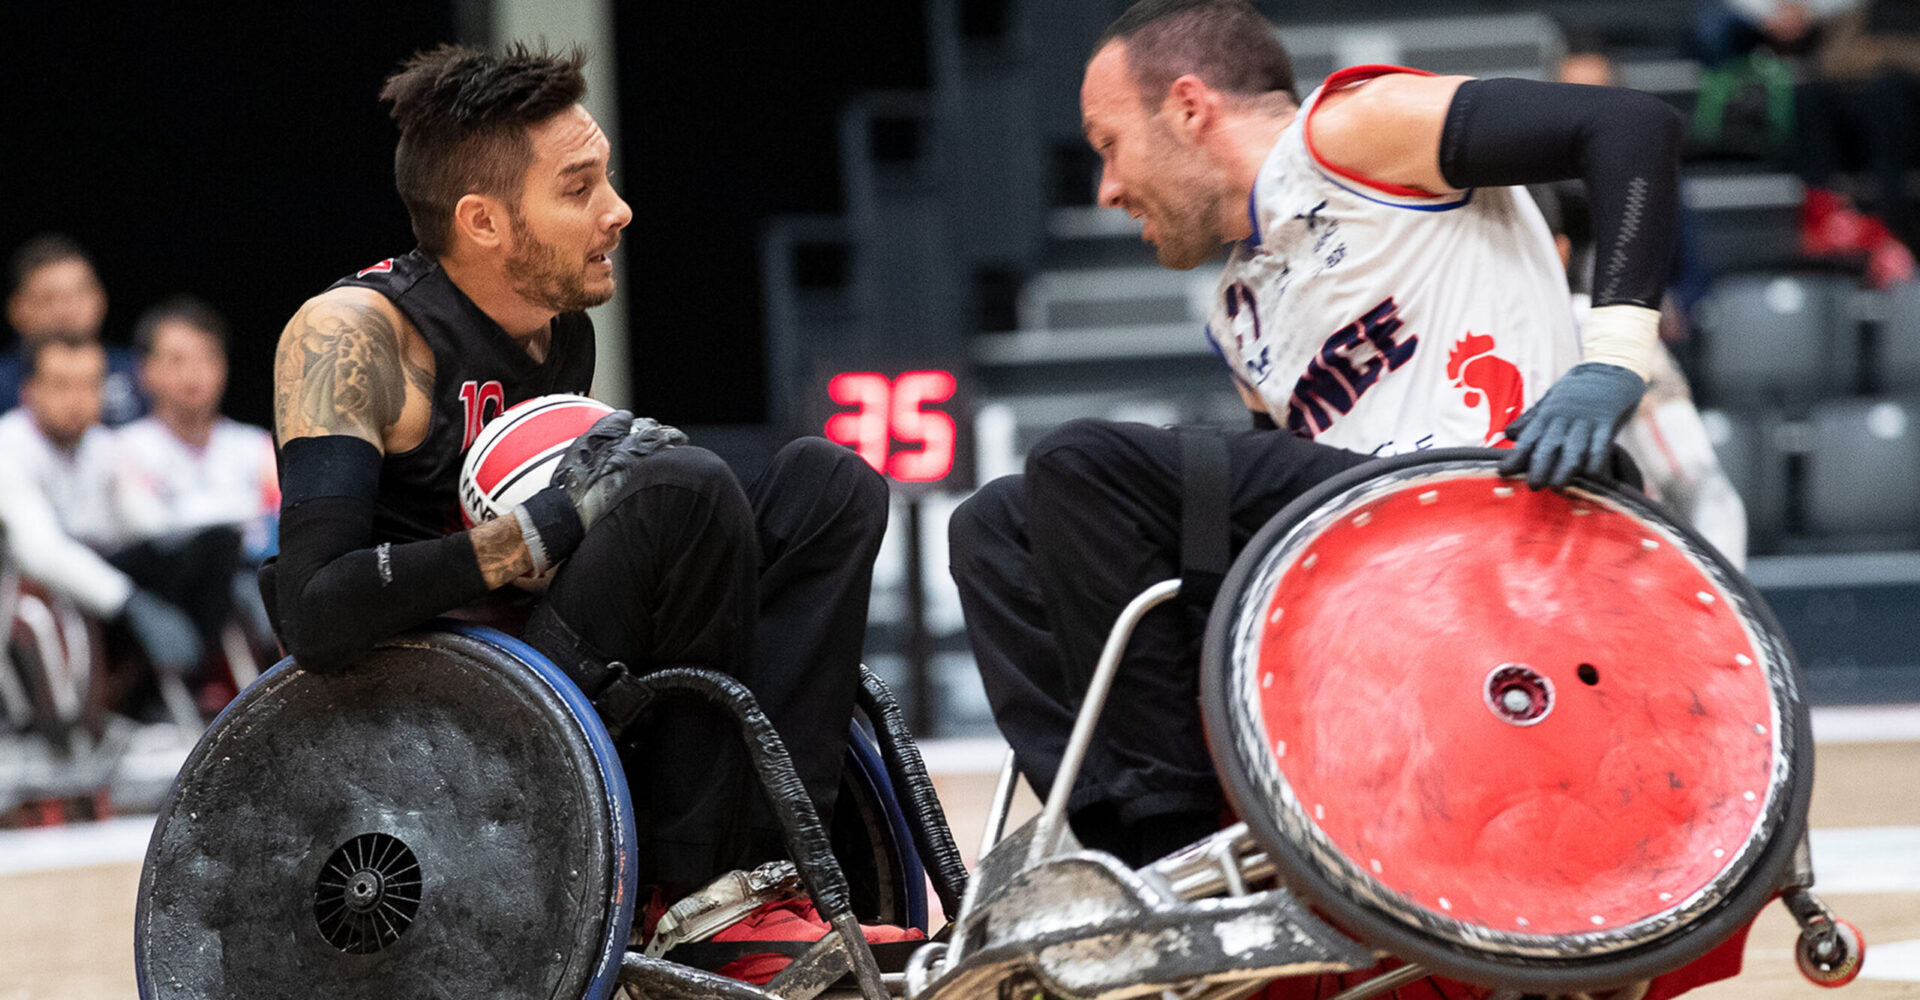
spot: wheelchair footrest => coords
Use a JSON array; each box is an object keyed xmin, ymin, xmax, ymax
[{"xmin": 907, "ymin": 819, "xmax": 1372, "ymax": 999}]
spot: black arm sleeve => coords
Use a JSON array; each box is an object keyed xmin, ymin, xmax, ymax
[
  {"xmin": 1438, "ymin": 77, "xmax": 1682, "ymax": 309},
  {"xmin": 275, "ymin": 435, "xmax": 491, "ymax": 671}
]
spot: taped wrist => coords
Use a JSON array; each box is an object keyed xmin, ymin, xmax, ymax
[
  {"xmin": 1438, "ymin": 77, "xmax": 1681, "ymax": 309},
  {"xmin": 275, "ymin": 435, "xmax": 490, "ymax": 668},
  {"xmin": 513, "ymin": 488, "xmax": 585, "ymax": 576},
  {"xmin": 1581, "ymin": 304, "xmax": 1660, "ymax": 382}
]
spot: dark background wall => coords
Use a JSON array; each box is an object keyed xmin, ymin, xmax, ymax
[
  {"xmin": 614, "ymin": 2, "xmax": 928, "ymax": 425},
  {"xmin": 1, "ymin": 1, "xmax": 929, "ymax": 431}
]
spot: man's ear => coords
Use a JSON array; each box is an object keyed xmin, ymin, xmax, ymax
[
  {"xmin": 1166, "ymin": 74, "xmax": 1218, "ymax": 141},
  {"xmin": 452, "ymin": 193, "xmax": 508, "ymax": 251}
]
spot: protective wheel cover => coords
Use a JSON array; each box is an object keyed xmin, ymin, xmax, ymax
[
  {"xmin": 136, "ymin": 623, "xmax": 637, "ymax": 1000},
  {"xmin": 1201, "ymin": 451, "xmax": 1811, "ymax": 992}
]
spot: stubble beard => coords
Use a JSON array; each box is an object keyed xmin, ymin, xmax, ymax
[
  {"xmin": 1152, "ymin": 192, "xmax": 1224, "ymax": 270},
  {"xmin": 505, "ymin": 212, "xmax": 614, "ymax": 313}
]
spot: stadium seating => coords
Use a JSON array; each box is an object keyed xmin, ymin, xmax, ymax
[
  {"xmin": 1697, "ymin": 272, "xmax": 1859, "ymax": 406},
  {"xmin": 1803, "ymin": 396, "xmax": 1920, "ymax": 543}
]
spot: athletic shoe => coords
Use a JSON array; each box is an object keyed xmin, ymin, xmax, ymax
[{"xmin": 645, "ymin": 861, "xmax": 923, "ymax": 985}]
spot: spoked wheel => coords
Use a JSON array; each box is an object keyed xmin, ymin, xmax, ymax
[
  {"xmin": 1201, "ymin": 450, "xmax": 1812, "ymax": 994},
  {"xmin": 136, "ymin": 623, "xmax": 636, "ymax": 1000}
]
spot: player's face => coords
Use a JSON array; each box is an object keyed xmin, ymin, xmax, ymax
[
  {"xmin": 141, "ymin": 320, "xmax": 226, "ymax": 421},
  {"xmin": 1082, "ymin": 43, "xmax": 1226, "ymax": 270},
  {"xmin": 24, "ymin": 342, "xmax": 106, "ymax": 450},
  {"xmin": 505, "ymin": 105, "xmax": 633, "ymax": 313},
  {"xmin": 6, "ymin": 258, "xmax": 108, "ymax": 341}
]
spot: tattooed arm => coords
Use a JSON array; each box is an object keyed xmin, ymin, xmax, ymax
[
  {"xmin": 270, "ymin": 290, "xmax": 529, "ymax": 669},
  {"xmin": 273, "ymin": 291, "xmax": 532, "ymax": 587}
]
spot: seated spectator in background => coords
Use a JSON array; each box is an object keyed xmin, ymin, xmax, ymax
[
  {"xmin": 1795, "ymin": 0, "xmax": 1920, "ymax": 284},
  {"xmin": 3, "ymin": 234, "xmax": 147, "ymax": 425},
  {"xmin": 1694, "ymin": 0, "xmax": 1863, "ymax": 64},
  {"xmin": 118, "ymin": 296, "xmax": 280, "ymax": 658},
  {"xmin": 0, "ymin": 336, "xmax": 226, "ymax": 721},
  {"xmin": 119, "ymin": 296, "xmax": 279, "ymax": 561},
  {"xmin": 1532, "ymin": 186, "xmax": 1751, "ymax": 566}
]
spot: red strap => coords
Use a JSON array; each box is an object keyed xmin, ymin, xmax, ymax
[{"xmin": 1304, "ymin": 64, "xmax": 1443, "ymax": 199}]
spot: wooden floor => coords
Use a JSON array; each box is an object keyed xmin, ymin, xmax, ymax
[{"xmin": 3, "ymin": 736, "xmax": 1915, "ymax": 999}]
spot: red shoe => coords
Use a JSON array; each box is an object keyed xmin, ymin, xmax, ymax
[
  {"xmin": 710, "ymin": 895, "xmax": 922, "ymax": 985},
  {"xmin": 644, "ymin": 862, "xmax": 923, "ymax": 985},
  {"xmin": 1800, "ymin": 187, "xmax": 1880, "ymax": 258}
]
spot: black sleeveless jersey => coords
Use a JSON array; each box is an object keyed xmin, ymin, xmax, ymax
[{"xmin": 328, "ymin": 250, "xmax": 596, "ymax": 543}]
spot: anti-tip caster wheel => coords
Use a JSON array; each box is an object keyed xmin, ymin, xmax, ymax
[{"xmin": 1795, "ymin": 918, "xmax": 1864, "ymax": 987}]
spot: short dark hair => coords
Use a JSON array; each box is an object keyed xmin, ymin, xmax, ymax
[
  {"xmin": 1096, "ymin": 0, "xmax": 1296, "ymax": 106},
  {"xmin": 134, "ymin": 294, "xmax": 229, "ymax": 356},
  {"xmin": 379, "ymin": 42, "xmax": 590, "ymax": 257},
  {"xmin": 22, "ymin": 331, "xmax": 103, "ymax": 383},
  {"xmin": 8, "ymin": 233, "xmax": 94, "ymax": 300}
]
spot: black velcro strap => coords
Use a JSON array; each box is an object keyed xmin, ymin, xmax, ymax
[
  {"xmin": 661, "ymin": 938, "xmax": 924, "ymax": 973},
  {"xmin": 589, "ymin": 662, "xmax": 652, "ymax": 736},
  {"xmin": 1177, "ymin": 427, "xmax": 1231, "ymax": 607}
]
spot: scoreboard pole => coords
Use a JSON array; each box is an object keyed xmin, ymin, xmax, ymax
[{"xmin": 902, "ymin": 496, "xmax": 935, "ymax": 734}]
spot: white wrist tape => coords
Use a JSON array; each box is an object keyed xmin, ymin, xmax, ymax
[
  {"xmin": 1581, "ymin": 304, "xmax": 1660, "ymax": 383},
  {"xmin": 512, "ymin": 504, "xmax": 554, "ymax": 576}
]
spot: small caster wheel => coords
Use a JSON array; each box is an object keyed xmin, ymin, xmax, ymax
[{"xmin": 1796, "ymin": 917, "xmax": 1864, "ymax": 987}]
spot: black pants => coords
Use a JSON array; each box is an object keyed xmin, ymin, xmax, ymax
[
  {"xmin": 1794, "ymin": 70, "xmax": 1920, "ymax": 251},
  {"xmin": 948, "ymin": 419, "xmax": 1367, "ymax": 861},
  {"xmin": 110, "ymin": 525, "xmax": 246, "ymax": 679},
  {"xmin": 522, "ymin": 437, "xmax": 887, "ymax": 888}
]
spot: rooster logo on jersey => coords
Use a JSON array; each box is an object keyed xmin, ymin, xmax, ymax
[{"xmin": 1447, "ymin": 333, "xmax": 1524, "ymax": 447}]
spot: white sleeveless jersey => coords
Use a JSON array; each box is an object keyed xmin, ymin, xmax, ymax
[{"xmin": 1206, "ymin": 66, "xmax": 1580, "ymax": 456}]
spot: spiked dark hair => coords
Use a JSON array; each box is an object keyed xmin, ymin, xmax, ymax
[
  {"xmin": 379, "ymin": 42, "xmax": 589, "ymax": 257},
  {"xmin": 1095, "ymin": 0, "xmax": 1296, "ymax": 106}
]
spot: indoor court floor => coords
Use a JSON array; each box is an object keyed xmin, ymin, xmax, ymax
[{"xmin": 3, "ymin": 706, "xmax": 1916, "ymax": 999}]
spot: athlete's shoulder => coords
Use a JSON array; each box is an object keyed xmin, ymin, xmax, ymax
[
  {"xmin": 1307, "ymin": 69, "xmax": 1472, "ymax": 196},
  {"xmin": 274, "ymin": 284, "xmax": 428, "ymax": 446},
  {"xmin": 326, "ymin": 249, "xmax": 438, "ymax": 297}
]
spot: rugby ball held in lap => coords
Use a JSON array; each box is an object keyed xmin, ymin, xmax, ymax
[{"xmin": 460, "ymin": 393, "xmax": 615, "ymax": 527}]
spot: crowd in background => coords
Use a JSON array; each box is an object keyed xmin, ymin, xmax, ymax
[
  {"xmin": 0, "ymin": 233, "xmax": 279, "ymax": 823},
  {"xmin": 1686, "ymin": 0, "xmax": 1920, "ymax": 284}
]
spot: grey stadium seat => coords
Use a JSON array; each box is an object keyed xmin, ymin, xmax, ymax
[
  {"xmin": 1803, "ymin": 396, "xmax": 1920, "ymax": 540},
  {"xmin": 1697, "ymin": 272, "xmax": 1857, "ymax": 405},
  {"xmin": 1877, "ymin": 281, "xmax": 1920, "ymax": 392},
  {"xmin": 1702, "ymin": 407, "xmax": 1788, "ymax": 551}
]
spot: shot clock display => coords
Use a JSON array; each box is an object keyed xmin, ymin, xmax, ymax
[{"xmin": 824, "ymin": 370, "xmax": 962, "ymax": 485}]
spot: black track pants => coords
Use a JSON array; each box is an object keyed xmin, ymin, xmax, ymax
[
  {"xmin": 524, "ymin": 437, "xmax": 888, "ymax": 888},
  {"xmin": 949, "ymin": 420, "xmax": 1368, "ymax": 838}
]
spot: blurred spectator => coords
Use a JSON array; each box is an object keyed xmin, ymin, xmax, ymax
[
  {"xmin": 0, "ymin": 335, "xmax": 223, "ymax": 722},
  {"xmin": 2, "ymin": 234, "xmax": 147, "ymax": 425},
  {"xmin": 119, "ymin": 296, "xmax": 279, "ymax": 561},
  {"xmin": 1694, "ymin": 0, "xmax": 1864, "ymax": 64},
  {"xmin": 1794, "ymin": 0, "xmax": 1920, "ymax": 284},
  {"xmin": 118, "ymin": 297, "xmax": 280, "ymax": 661},
  {"xmin": 1533, "ymin": 187, "xmax": 1751, "ymax": 566}
]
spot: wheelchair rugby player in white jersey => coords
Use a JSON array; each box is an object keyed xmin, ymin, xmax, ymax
[{"xmin": 941, "ymin": 2, "xmax": 1863, "ymax": 998}]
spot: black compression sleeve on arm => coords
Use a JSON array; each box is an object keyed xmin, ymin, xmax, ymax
[
  {"xmin": 275, "ymin": 435, "xmax": 490, "ymax": 670},
  {"xmin": 1438, "ymin": 77, "xmax": 1681, "ymax": 309}
]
